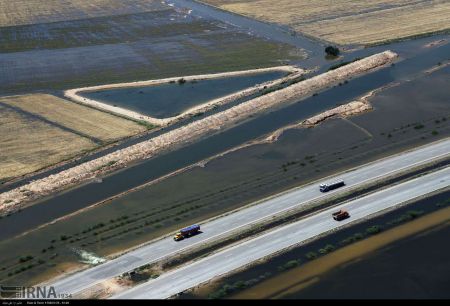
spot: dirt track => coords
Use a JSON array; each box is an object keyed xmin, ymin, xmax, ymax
[{"xmin": 0, "ymin": 51, "xmax": 398, "ymax": 215}]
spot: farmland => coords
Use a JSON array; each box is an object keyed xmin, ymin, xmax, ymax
[
  {"xmin": 201, "ymin": 0, "xmax": 450, "ymax": 45},
  {"xmin": 0, "ymin": 2, "xmax": 305, "ymax": 94},
  {"xmin": 1, "ymin": 50, "xmax": 449, "ymax": 287},
  {"xmin": 0, "ymin": 0, "xmax": 166, "ymax": 27},
  {"xmin": 0, "ymin": 94, "xmax": 146, "ymax": 181}
]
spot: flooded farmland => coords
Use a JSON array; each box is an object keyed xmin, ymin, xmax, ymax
[
  {"xmin": 0, "ymin": 38, "xmax": 449, "ymax": 286},
  {"xmin": 1, "ymin": 0, "xmax": 449, "ymax": 299},
  {"xmin": 279, "ymin": 221, "xmax": 450, "ymax": 299},
  {"xmin": 0, "ymin": 3, "xmax": 304, "ymax": 94},
  {"xmin": 79, "ymin": 70, "xmax": 287, "ymax": 118}
]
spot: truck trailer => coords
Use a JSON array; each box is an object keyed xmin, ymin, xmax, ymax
[
  {"xmin": 319, "ymin": 180, "xmax": 345, "ymax": 192},
  {"xmin": 173, "ymin": 224, "xmax": 201, "ymax": 241}
]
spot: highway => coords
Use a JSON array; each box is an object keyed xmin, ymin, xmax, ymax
[
  {"xmin": 50, "ymin": 138, "xmax": 450, "ymax": 296},
  {"xmin": 114, "ymin": 166, "xmax": 450, "ymax": 299}
]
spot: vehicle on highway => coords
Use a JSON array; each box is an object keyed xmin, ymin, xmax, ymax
[
  {"xmin": 319, "ymin": 180, "xmax": 345, "ymax": 192},
  {"xmin": 174, "ymin": 224, "xmax": 201, "ymax": 241},
  {"xmin": 332, "ymin": 209, "xmax": 350, "ymax": 221}
]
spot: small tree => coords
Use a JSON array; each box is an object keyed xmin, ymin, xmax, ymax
[{"xmin": 325, "ymin": 45, "xmax": 340, "ymax": 57}]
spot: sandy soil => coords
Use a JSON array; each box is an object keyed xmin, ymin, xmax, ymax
[
  {"xmin": 64, "ymin": 66, "xmax": 302, "ymax": 126},
  {"xmin": 73, "ymin": 278, "xmax": 129, "ymax": 299},
  {"xmin": 0, "ymin": 51, "xmax": 397, "ymax": 215}
]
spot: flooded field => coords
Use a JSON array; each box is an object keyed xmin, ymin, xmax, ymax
[
  {"xmin": 79, "ymin": 70, "xmax": 287, "ymax": 118},
  {"xmin": 0, "ymin": 40, "xmax": 449, "ymax": 286},
  {"xmin": 180, "ymin": 191, "xmax": 450, "ymax": 299},
  {"xmin": 0, "ymin": 4, "xmax": 304, "ymax": 94},
  {"xmin": 279, "ymin": 221, "xmax": 450, "ymax": 299}
]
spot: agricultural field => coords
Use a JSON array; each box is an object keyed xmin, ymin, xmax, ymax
[
  {"xmin": 1, "ymin": 60, "xmax": 449, "ymax": 286},
  {"xmin": 0, "ymin": 0, "xmax": 166, "ymax": 27},
  {"xmin": 201, "ymin": 0, "xmax": 450, "ymax": 45},
  {"xmin": 0, "ymin": 94, "xmax": 146, "ymax": 181},
  {"xmin": 0, "ymin": 1, "xmax": 305, "ymax": 94}
]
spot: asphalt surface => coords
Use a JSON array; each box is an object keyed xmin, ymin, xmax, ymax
[
  {"xmin": 114, "ymin": 166, "xmax": 450, "ymax": 299},
  {"xmin": 51, "ymin": 138, "xmax": 450, "ymax": 296}
]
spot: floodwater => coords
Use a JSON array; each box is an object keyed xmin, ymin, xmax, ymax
[
  {"xmin": 169, "ymin": 0, "xmax": 324, "ymax": 57},
  {"xmin": 79, "ymin": 71, "xmax": 287, "ymax": 118},
  {"xmin": 180, "ymin": 191, "xmax": 450, "ymax": 299},
  {"xmin": 1, "ymin": 39, "xmax": 449, "ymax": 240},
  {"xmin": 282, "ymin": 222, "xmax": 450, "ymax": 299},
  {"xmin": 0, "ymin": 39, "xmax": 449, "ymax": 287}
]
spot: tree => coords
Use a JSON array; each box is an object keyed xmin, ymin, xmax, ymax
[{"xmin": 325, "ymin": 45, "xmax": 340, "ymax": 57}]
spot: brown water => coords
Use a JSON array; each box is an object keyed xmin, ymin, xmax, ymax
[
  {"xmin": 279, "ymin": 220, "xmax": 450, "ymax": 299},
  {"xmin": 179, "ymin": 192, "xmax": 450, "ymax": 299}
]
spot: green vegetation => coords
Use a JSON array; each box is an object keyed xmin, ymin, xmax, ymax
[
  {"xmin": 208, "ymin": 272, "xmax": 272, "ymax": 299},
  {"xmin": 325, "ymin": 46, "xmax": 340, "ymax": 57},
  {"xmin": 318, "ymin": 244, "xmax": 335, "ymax": 255},
  {"xmin": 19, "ymin": 255, "xmax": 33, "ymax": 263},
  {"xmin": 277, "ymin": 259, "xmax": 301, "ymax": 271},
  {"xmin": 366, "ymin": 225, "xmax": 382, "ymax": 235},
  {"xmin": 387, "ymin": 210, "xmax": 424, "ymax": 226},
  {"xmin": 305, "ymin": 251, "xmax": 318, "ymax": 260}
]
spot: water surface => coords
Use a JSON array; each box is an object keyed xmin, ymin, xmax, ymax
[{"xmin": 79, "ymin": 71, "xmax": 286, "ymax": 118}]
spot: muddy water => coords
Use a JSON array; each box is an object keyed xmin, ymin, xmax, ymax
[
  {"xmin": 0, "ymin": 43, "xmax": 449, "ymax": 286},
  {"xmin": 281, "ymin": 223, "xmax": 450, "ymax": 299},
  {"xmin": 79, "ymin": 71, "xmax": 287, "ymax": 118},
  {"xmin": 169, "ymin": 0, "xmax": 324, "ymax": 56},
  {"xmin": 1, "ymin": 40, "xmax": 450, "ymax": 240},
  {"xmin": 181, "ymin": 192, "xmax": 450, "ymax": 299}
]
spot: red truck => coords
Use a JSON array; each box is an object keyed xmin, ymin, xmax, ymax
[{"xmin": 332, "ymin": 209, "xmax": 350, "ymax": 221}]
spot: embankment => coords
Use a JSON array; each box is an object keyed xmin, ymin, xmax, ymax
[
  {"xmin": 64, "ymin": 66, "xmax": 302, "ymax": 126},
  {"xmin": 0, "ymin": 51, "xmax": 398, "ymax": 215}
]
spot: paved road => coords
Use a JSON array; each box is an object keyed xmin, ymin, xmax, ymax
[
  {"xmin": 51, "ymin": 139, "xmax": 450, "ymax": 296},
  {"xmin": 114, "ymin": 166, "xmax": 450, "ymax": 299}
]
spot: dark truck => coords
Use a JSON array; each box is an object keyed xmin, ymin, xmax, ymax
[
  {"xmin": 319, "ymin": 180, "xmax": 345, "ymax": 192},
  {"xmin": 173, "ymin": 224, "xmax": 201, "ymax": 241},
  {"xmin": 332, "ymin": 209, "xmax": 350, "ymax": 221}
]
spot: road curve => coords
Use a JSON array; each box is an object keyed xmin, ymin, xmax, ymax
[
  {"xmin": 50, "ymin": 138, "xmax": 450, "ymax": 296},
  {"xmin": 114, "ymin": 166, "xmax": 450, "ymax": 299}
]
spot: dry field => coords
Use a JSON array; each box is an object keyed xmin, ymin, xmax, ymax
[
  {"xmin": 202, "ymin": 0, "xmax": 450, "ymax": 45},
  {"xmin": 0, "ymin": 104, "xmax": 95, "ymax": 181},
  {"xmin": 0, "ymin": 94, "xmax": 146, "ymax": 181},
  {"xmin": 0, "ymin": 0, "xmax": 165, "ymax": 27},
  {"xmin": 2, "ymin": 94, "xmax": 146, "ymax": 142}
]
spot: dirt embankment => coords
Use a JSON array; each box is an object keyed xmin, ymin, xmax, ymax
[
  {"xmin": 0, "ymin": 51, "xmax": 398, "ymax": 215},
  {"xmin": 266, "ymin": 97, "xmax": 373, "ymax": 142},
  {"xmin": 64, "ymin": 66, "xmax": 302, "ymax": 126}
]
